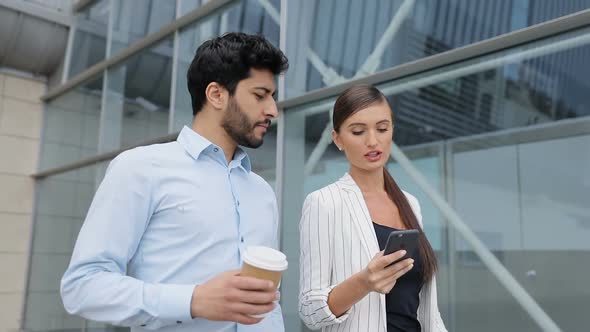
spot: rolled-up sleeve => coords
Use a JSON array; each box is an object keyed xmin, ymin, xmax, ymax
[
  {"xmin": 299, "ymin": 191, "xmax": 351, "ymax": 329},
  {"xmin": 60, "ymin": 151, "xmax": 194, "ymax": 329}
]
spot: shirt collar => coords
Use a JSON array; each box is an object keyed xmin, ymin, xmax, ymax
[{"xmin": 177, "ymin": 126, "xmax": 252, "ymax": 173}]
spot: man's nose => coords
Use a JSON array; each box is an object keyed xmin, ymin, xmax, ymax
[{"xmin": 265, "ymin": 100, "xmax": 279, "ymax": 119}]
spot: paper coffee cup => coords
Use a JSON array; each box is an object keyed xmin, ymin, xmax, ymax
[{"xmin": 241, "ymin": 246, "xmax": 288, "ymax": 318}]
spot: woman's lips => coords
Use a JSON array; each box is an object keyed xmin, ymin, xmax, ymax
[{"xmin": 364, "ymin": 150, "xmax": 382, "ymax": 162}]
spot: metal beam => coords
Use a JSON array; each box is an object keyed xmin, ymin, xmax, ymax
[
  {"xmin": 306, "ymin": 47, "xmax": 345, "ymax": 85},
  {"xmin": 304, "ymin": 122, "xmax": 333, "ymax": 176},
  {"xmin": 0, "ymin": 0, "xmax": 72, "ymax": 26},
  {"xmin": 32, "ymin": 132, "xmax": 179, "ymax": 179},
  {"xmin": 73, "ymin": 0, "xmax": 98, "ymax": 13},
  {"xmin": 354, "ymin": 0, "xmax": 415, "ymax": 77},
  {"xmin": 257, "ymin": 0, "xmax": 280, "ymax": 24}
]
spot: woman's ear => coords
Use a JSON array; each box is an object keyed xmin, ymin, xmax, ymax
[
  {"xmin": 332, "ymin": 130, "xmax": 343, "ymax": 151},
  {"xmin": 205, "ymin": 82, "xmax": 227, "ymax": 111}
]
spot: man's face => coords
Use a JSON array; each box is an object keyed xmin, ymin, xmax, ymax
[{"xmin": 221, "ymin": 69, "xmax": 278, "ymax": 148}]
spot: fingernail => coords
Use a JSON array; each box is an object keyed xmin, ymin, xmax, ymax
[
  {"xmin": 410, "ymin": 259, "xmax": 414, "ymax": 264},
  {"xmin": 275, "ymin": 291, "xmax": 281, "ymax": 301},
  {"xmin": 401, "ymin": 250, "xmax": 407, "ymax": 256}
]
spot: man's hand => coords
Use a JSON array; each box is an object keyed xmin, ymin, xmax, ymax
[{"xmin": 190, "ymin": 269, "xmax": 279, "ymax": 325}]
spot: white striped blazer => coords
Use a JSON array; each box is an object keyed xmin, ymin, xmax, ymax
[{"xmin": 299, "ymin": 173, "xmax": 447, "ymax": 332}]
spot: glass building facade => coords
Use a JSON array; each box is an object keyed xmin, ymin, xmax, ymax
[{"xmin": 25, "ymin": 0, "xmax": 590, "ymax": 331}]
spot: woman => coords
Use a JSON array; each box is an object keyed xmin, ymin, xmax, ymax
[{"xmin": 299, "ymin": 85, "xmax": 447, "ymax": 332}]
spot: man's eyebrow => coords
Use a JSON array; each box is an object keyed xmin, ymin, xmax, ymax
[{"xmin": 253, "ymin": 87, "xmax": 276, "ymax": 96}]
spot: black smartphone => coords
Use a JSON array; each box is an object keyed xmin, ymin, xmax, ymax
[{"xmin": 383, "ymin": 229, "xmax": 419, "ymax": 266}]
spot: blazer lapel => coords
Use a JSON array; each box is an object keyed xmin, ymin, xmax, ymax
[
  {"xmin": 336, "ymin": 173, "xmax": 380, "ymax": 260},
  {"xmin": 337, "ymin": 173, "xmax": 388, "ymax": 331}
]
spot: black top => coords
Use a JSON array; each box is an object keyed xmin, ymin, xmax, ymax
[{"xmin": 373, "ymin": 222, "xmax": 423, "ymax": 332}]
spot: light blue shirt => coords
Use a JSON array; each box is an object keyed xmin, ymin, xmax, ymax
[{"xmin": 61, "ymin": 126, "xmax": 284, "ymax": 332}]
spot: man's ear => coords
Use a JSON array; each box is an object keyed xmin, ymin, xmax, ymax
[{"xmin": 205, "ymin": 82, "xmax": 228, "ymax": 111}]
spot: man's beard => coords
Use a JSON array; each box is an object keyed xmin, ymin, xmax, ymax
[{"xmin": 221, "ymin": 98, "xmax": 270, "ymax": 149}]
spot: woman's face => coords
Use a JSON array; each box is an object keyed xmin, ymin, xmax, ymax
[{"xmin": 332, "ymin": 101, "xmax": 394, "ymax": 173}]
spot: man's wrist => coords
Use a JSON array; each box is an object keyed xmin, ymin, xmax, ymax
[{"xmin": 190, "ymin": 285, "xmax": 200, "ymax": 319}]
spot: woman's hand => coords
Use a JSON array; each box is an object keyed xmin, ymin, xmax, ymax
[{"xmin": 360, "ymin": 250, "xmax": 414, "ymax": 294}]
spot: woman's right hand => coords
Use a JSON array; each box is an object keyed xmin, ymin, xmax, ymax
[{"xmin": 360, "ymin": 250, "xmax": 414, "ymax": 294}]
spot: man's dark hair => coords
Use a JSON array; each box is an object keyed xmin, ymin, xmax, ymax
[{"xmin": 187, "ymin": 32, "xmax": 289, "ymax": 116}]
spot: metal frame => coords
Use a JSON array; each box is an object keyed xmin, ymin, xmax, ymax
[
  {"xmin": 41, "ymin": 0, "xmax": 239, "ymax": 102},
  {"xmin": 94, "ymin": 0, "xmax": 114, "ymax": 155},
  {"xmin": 449, "ymin": 116, "xmax": 590, "ymax": 152},
  {"xmin": 276, "ymin": 0, "xmax": 288, "ymax": 229},
  {"xmin": 441, "ymin": 141, "xmax": 457, "ymax": 331},
  {"xmin": 168, "ymin": 0, "xmax": 183, "ymax": 134},
  {"xmin": 20, "ymin": 173, "xmax": 41, "ymax": 331},
  {"xmin": 19, "ymin": 81, "xmax": 53, "ymax": 332},
  {"xmin": 61, "ymin": 19, "xmax": 76, "ymax": 83}
]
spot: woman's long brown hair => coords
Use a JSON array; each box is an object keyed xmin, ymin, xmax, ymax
[{"xmin": 333, "ymin": 84, "xmax": 437, "ymax": 282}]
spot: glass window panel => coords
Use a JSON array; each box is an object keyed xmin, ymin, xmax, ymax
[
  {"xmin": 450, "ymin": 248, "xmax": 540, "ymax": 332},
  {"xmin": 284, "ymin": 0, "xmax": 590, "ymax": 98},
  {"xmin": 103, "ymin": 36, "xmax": 173, "ymax": 150},
  {"xmin": 178, "ymin": 0, "xmax": 207, "ymax": 16},
  {"xmin": 244, "ymin": 126, "xmax": 278, "ymax": 189},
  {"xmin": 110, "ymin": 0, "xmax": 176, "ymax": 55},
  {"xmin": 375, "ymin": 27, "xmax": 590, "ymax": 146},
  {"xmin": 24, "ymin": 162, "xmax": 127, "ymax": 332},
  {"xmin": 172, "ymin": 0, "xmax": 280, "ymax": 131},
  {"xmin": 69, "ymin": 0, "xmax": 109, "ymax": 78},
  {"xmin": 387, "ymin": 155, "xmax": 444, "ymax": 250},
  {"xmin": 451, "ymin": 134, "xmax": 590, "ymax": 331},
  {"xmin": 39, "ymin": 76, "xmax": 103, "ymax": 173},
  {"xmin": 519, "ymin": 135, "xmax": 590, "ymax": 250},
  {"xmin": 453, "ymin": 146, "xmax": 522, "ymax": 251}
]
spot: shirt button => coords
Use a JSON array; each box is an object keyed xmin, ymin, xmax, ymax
[
  {"xmin": 213, "ymin": 147, "xmax": 219, "ymax": 152},
  {"xmin": 176, "ymin": 321, "xmax": 182, "ymax": 324},
  {"xmin": 241, "ymin": 236, "xmax": 244, "ymax": 242},
  {"xmin": 141, "ymin": 324, "xmax": 146, "ymax": 327}
]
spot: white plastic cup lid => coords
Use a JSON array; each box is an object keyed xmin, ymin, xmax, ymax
[{"xmin": 243, "ymin": 246, "xmax": 288, "ymax": 271}]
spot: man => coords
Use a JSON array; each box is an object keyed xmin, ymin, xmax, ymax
[{"xmin": 60, "ymin": 32, "xmax": 289, "ymax": 331}]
